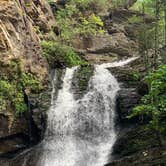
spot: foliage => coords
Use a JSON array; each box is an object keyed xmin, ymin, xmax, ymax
[
  {"xmin": 55, "ymin": 0, "xmax": 105, "ymax": 43},
  {"xmin": 0, "ymin": 60, "xmax": 43, "ymax": 114},
  {"xmin": 131, "ymin": 0, "xmax": 166, "ymax": 46},
  {"xmin": 41, "ymin": 41, "xmax": 87, "ymax": 67},
  {"xmin": 128, "ymin": 15, "xmax": 143, "ymax": 24},
  {"xmin": 112, "ymin": 0, "xmax": 127, "ymax": 8},
  {"xmin": 76, "ymin": 65, "xmax": 94, "ymax": 92},
  {"xmin": 44, "ymin": 0, "xmax": 107, "ymax": 68},
  {"xmin": 67, "ymin": 0, "xmax": 108, "ymax": 13},
  {"xmin": 21, "ymin": 73, "xmax": 43, "ymax": 93},
  {"xmin": 0, "ymin": 80, "xmax": 27, "ymax": 114},
  {"xmin": 131, "ymin": 71, "xmax": 141, "ymax": 81},
  {"xmin": 129, "ymin": 65, "xmax": 166, "ymax": 135}
]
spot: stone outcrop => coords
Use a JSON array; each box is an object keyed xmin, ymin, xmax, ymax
[
  {"xmin": 0, "ymin": 0, "xmax": 56, "ymax": 157},
  {"xmin": 73, "ymin": 9, "xmax": 142, "ymax": 64},
  {"xmin": 106, "ymin": 58, "xmax": 166, "ymax": 166},
  {"xmin": 0, "ymin": 0, "xmax": 52, "ymax": 80}
]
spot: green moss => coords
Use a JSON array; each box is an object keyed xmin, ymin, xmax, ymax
[{"xmin": 41, "ymin": 41, "xmax": 87, "ymax": 67}]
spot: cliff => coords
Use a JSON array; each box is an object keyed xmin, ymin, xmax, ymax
[{"xmin": 0, "ymin": 0, "xmax": 56, "ymax": 156}]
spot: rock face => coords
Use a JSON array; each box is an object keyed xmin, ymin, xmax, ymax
[
  {"xmin": 73, "ymin": 9, "xmax": 141, "ymax": 64},
  {"xmin": 0, "ymin": 0, "xmax": 52, "ymax": 80},
  {"xmin": 0, "ymin": 0, "xmax": 55, "ymax": 157},
  {"xmin": 106, "ymin": 59, "xmax": 166, "ymax": 166}
]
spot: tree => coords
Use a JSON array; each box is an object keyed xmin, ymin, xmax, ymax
[{"xmin": 129, "ymin": 65, "xmax": 166, "ymax": 146}]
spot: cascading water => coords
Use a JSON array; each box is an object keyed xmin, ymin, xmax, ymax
[{"xmin": 39, "ymin": 58, "xmax": 137, "ymax": 166}]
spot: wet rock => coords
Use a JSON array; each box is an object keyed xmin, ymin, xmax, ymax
[
  {"xmin": 106, "ymin": 58, "xmax": 164, "ymax": 165},
  {"xmin": 0, "ymin": 146, "xmax": 44, "ymax": 166},
  {"xmin": 0, "ymin": 113, "xmax": 29, "ymax": 157},
  {"xmin": 116, "ymin": 88, "xmax": 141, "ymax": 124},
  {"xmin": 72, "ymin": 65, "xmax": 94, "ymax": 100},
  {"xmin": 105, "ymin": 147, "xmax": 166, "ymax": 166}
]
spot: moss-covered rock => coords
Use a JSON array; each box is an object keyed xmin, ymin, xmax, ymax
[
  {"xmin": 106, "ymin": 147, "xmax": 166, "ymax": 166},
  {"xmin": 72, "ymin": 65, "xmax": 94, "ymax": 99},
  {"xmin": 113, "ymin": 125, "xmax": 166, "ymax": 158}
]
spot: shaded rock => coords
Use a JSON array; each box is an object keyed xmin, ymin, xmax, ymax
[
  {"xmin": 86, "ymin": 34, "xmax": 137, "ymax": 57},
  {"xmin": 0, "ymin": 145, "xmax": 43, "ymax": 166},
  {"xmin": 72, "ymin": 65, "xmax": 94, "ymax": 100},
  {"xmin": 116, "ymin": 88, "xmax": 141, "ymax": 124},
  {"xmin": 112, "ymin": 126, "xmax": 166, "ymax": 159},
  {"xmin": 0, "ymin": 0, "xmax": 55, "ymax": 158},
  {"xmin": 0, "ymin": 113, "xmax": 29, "ymax": 157},
  {"xmin": 106, "ymin": 147, "xmax": 166, "ymax": 166}
]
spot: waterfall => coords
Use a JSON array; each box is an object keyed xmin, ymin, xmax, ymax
[{"xmin": 39, "ymin": 58, "xmax": 137, "ymax": 166}]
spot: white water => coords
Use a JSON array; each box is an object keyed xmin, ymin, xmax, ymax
[{"xmin": 39, "ymin": 58, "xmax": 137, "ymax": 166}]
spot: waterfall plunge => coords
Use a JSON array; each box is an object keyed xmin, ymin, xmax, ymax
[{"xmin": 39, "ymin": 58, "xmax": 137, "ymax": 166}]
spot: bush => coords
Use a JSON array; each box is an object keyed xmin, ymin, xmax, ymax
[
  {"xmin": 41, "ymin": 41, "xmax": 87, "ymax": 67},
  {"xmin": 129, "ymin": 65, "xmax": 166, "ymax": 143},
  {"xmin": 55, "ymin": 0, "xmax": 105, "ymax": 43},
  {"xmin": 128, "ymin": 15, "xmax": 143, "ymax": 24},
  {"xmin": 0, "ymin": 80, "xmax": 27, "ymax": 113},
  {"xmin": 21, "ymin": 72, "xmax": 43, "ymax": 93},
  {"xmin": 0, "ymin": 60, "xmax": 43, "ymax": 114},
  {"xmin": 70, "ymin": 0, "xmax": 108, "ymax": 13}
]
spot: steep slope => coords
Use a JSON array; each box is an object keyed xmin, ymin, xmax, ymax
[{"xmin": 0, "ymin": 0, "xmax": 56, "ymax": 156}]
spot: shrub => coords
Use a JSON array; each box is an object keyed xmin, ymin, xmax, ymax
[
  {"xmin": 129, "ymin": 65, "xmax": 166, "ymax": 144},
  {"xmin": 0, "ymin": 60, "xmax": 43, "ymax": 114},
  {"xmin": 41, "ymin": 41, "xmax": 87, "ymax": 67},
  {"xmin": 55, "ymin": 0, "xmax": 105, "ymax": 43},
  {"xmin": 0, "ymin": 80, "xmax": 27, "ymax": 113},
  {"xmin": 128, "ymin": 15, "xmax": 143, "ymax": 24},
  {"xmin": 21, "ymin": 73, "xmax": 43, "ymax": 93}
]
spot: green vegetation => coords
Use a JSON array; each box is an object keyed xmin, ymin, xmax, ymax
[
  {"xmin": 112, "ymin": 0, "xmax": 127, "ymax": 8},
  {"xmin": 57, "ymin": 10, "xmax": 104, "ymax": 43},
  {"xmin": 131, "ymin": 71, "xmax": 141, "ymax": 81},
  {"xmin": 128, "ymin": 15, "xmax": 143, "ymax": 24},
  {"xmin": 129, "ymin": 65, "xmax": 166, "ymax": 145},
  {"xmin": 76, "ymin": 65, "xmax": 94, "ymax": 92},
  {"xmin": 41, "ymin": 41, "xmax": 87, "ymax": 67},
  {"xmin": 131, "ymin": 0, "xmax": 166, "ymax": 69},
  {"xmin": 0, "ymin": 80, "xmax": 27, "ymax": 113},
  {"xmin": 127, "ymin": 2, "xmax": 166, "ymax": 141},
  {"xmin": 42, "ymin": 0, "xmax": 107, "ymax": 67},
  {"xmin": 0, "ymin": 60, "xmax": 43, "ymax": 114},
  {"xmin": 57, "ymin": 1, "xmax": 105, "ymax": 39},
  {"xmin": 54, "ymin": 0, "xmax": 106, "ymax": 44},
  {"xmin": 21, "ymin": 72, "xmax": 43, "ymax": 93}
]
